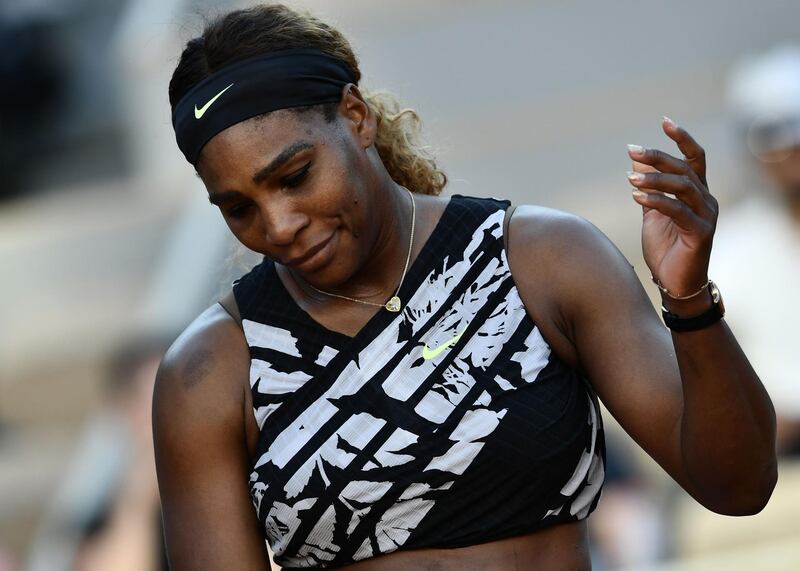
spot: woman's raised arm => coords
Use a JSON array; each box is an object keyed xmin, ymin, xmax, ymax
[
  {"xmin": 152, "ymin": 305, "xmax": 270, "ymax": 570},
  {"xmin": 507, "ymin": 119, "xmax": 777, "ymax": 515}
]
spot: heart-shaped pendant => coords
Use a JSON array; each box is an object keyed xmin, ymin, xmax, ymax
[{"xmin": 385, "ymin": 296, "xmax": 401, "ymax": 312}]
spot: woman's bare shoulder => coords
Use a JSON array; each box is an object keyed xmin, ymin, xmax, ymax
[
  {"xmin": 508, "ymin": 204, "xmax": 601, "ymax": 248},
  {"xmin": 507, "ymin": 203, "xmax": 633, "ymax": 296},
  {"xmin": 505, "ymin": 204, "xmax": 623, "ymax": 365},
  {"xmin": 154, "ymin": 303, "xmax": 250, "ymax": 421}
]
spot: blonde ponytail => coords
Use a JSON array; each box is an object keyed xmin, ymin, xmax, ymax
[{"xmin": 364, "ymin": 91, "xmax": 447, "ymax": 196}]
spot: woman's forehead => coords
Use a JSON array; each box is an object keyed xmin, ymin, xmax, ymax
[
  {"xmin": 234, "ymin": 109, "xmax": 323, "ymax": 146},
  {"xmin": 201, "ymin": 109, "xmax": 325, "ymax": 164},
  {"xmin": 197, "ymin": 108, "xmax": 336, "ymax": 182}
]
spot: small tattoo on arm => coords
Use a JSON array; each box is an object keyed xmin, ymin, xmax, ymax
[{"xmin": 182, "ymin": 349, "xmax": 213, "ymax": 389}]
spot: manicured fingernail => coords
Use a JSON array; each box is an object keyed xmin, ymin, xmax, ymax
[
  {"xmin": 627, "ymin": 171, "xmax": 644, "ymax": 183},
  {"xmin": 663, "ymin": 116, "xmax": 676, "ymax": 127},
  {"xmin": 627, "ymin": 144, "xmax": 645, "ymax": 156},
  {"xmin": 632, "ymin": 190, "xmax": 648, "ymax": 199}
]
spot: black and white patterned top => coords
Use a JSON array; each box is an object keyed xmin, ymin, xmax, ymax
[{"xmin": 232, "ymin": 194, "xmax": 606, "ymax": 569}]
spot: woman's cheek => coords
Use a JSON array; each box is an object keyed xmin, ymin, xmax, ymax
[{"xmin": 228, "ymin": 221, "xmax": 264, "ymax": 253}]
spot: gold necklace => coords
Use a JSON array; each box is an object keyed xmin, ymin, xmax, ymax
[{"xmin": 305, "ymin": 186, "xmax": 415, "ymax": 313}]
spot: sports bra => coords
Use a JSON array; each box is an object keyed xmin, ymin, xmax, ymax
[{"xmin": 230, "ymin": 194, "xmax": 606, "ymax": 569}]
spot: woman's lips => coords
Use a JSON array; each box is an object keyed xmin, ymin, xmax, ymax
[{"xmin": 284, "ymin": 233, "xmax": 335, "ymax": 270}]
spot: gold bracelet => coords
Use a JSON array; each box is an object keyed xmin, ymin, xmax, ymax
[{"xmin": 650, "ymin": 276, "xmax": 710, "ymax": 300}]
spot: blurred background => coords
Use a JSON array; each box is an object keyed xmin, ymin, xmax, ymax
[{"xmin": 2, "ymin": 0, "xmax": 800, "ymax": 569}]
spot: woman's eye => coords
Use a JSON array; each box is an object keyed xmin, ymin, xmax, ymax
[
  {"xmin": 227, "ymin": 204, "xmax": 251, "ymax": 219},
  {"xmin": 282, "ymin": 163, "xmax": 311, "ymax": 188}
]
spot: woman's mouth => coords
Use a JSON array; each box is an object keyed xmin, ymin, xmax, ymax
[{"xmin": 284, "ymin": 233, "xmax": 336, "ymax": 271}]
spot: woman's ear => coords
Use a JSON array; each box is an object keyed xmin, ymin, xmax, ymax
[{"xmin": 338, "ymin": 84, "xmax": 377, "ymax": 148}]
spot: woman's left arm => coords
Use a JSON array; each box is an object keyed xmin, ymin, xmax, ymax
[{"xmin": 509, "ymin": 118, "xmax": 777, "ymax": 515}]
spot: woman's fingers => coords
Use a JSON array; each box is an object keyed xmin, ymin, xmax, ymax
[
  {"xmin": 627, "ymin": 170, "xmax": 709, "ymax": 216},
  {"xmin": 661, "ymin": 116, "xmax": 708, "ymax": 186},
  {"xmin": 627, "ymin": 120, "xmax": 709, "ymax": 190},
  {"xmin": 631, "ymin": 189, "xmax": 709, "ymax": 233},
  {"xmin": 627, "ymin": 144, "xmax": 704, "ymax": 189},
  {"xmin": 627, "ymin": 119, "xmax": 719, "ymax": 239}
]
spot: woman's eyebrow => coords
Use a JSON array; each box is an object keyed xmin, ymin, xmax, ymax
[
  {"xmin": 207, "ymin": 189, "xmax": 243, "ymax": 206},
  {"xmin": 252, "ymin": 141, "xmax": 314, "ymax": 184}
]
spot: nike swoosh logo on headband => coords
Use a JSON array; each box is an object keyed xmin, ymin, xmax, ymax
[{"xmin": 194, "ymin": 83, "xmax": 234, "ymax": 119}]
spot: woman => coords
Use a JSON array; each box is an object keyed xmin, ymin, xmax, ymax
[{"xmin": 153, "ymin": 4, "xmax": 778, "ymax": 570}]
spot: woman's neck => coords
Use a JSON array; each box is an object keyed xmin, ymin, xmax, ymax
[{"xmin": 291, "ymin": 180, "xmax": 417, "ymax": 305}]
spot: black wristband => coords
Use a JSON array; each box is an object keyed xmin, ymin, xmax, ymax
[{"xmin": 661, "ymin": 302, "xmax": 724, "ymax": 332}]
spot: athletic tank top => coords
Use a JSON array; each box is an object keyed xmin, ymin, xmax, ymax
[{"xmin": 232, "ymin": 194, "xmax": 606, "ymax": 569}]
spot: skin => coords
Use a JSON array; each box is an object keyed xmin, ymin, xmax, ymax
[{"xmin": 153, "ymin": 86, "xmax": 778, "ymax": 570}]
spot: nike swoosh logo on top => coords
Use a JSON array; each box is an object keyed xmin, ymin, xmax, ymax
[
  {"xmin": 194, "ymin": 83, "xmax": 234, "ymax": 119},
  {"xmin": 422, "ymin": 329, "xmax": 466, "ymax": 361}
]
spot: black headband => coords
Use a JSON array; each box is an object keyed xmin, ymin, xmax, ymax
[{"xmin": 171, "ymin": 48, "xmax": 357, "ymax": 165}]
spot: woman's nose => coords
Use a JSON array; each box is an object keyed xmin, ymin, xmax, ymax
[{"xmin": 260, "ymin": 201, "xmax": 307, "ymax": 246}]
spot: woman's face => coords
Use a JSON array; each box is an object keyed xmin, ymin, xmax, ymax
[{"xmin": 196, "ymin": 88, "xmax": 380, "ymax": 288}]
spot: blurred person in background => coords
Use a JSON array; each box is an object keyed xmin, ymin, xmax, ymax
[
  {"xmin": 154, "ymin": 4, "xmax": 777, "ymax": 570},
  {"xmin": 26, "ymin": 336, "xmax": 169, "ymax": 571},
  {"xmin": 713, "ymin": 45, "xmax": 800, "ymax": 456}
]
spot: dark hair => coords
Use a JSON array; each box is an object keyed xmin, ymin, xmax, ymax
[{"xmin": 169, "ymin": 3, "xmax": 446, "ymax": 195}]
